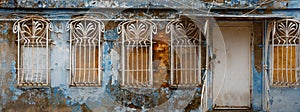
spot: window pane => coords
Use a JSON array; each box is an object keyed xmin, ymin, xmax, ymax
[
  {"xmin": 14, "ymin": 16, "xmax": 51, "ymax": 86},
  {"xmin": 167, "ymin": 18, "xmax": 202, "ymax": 87},
  {"xmin": 172, "ymin": 42, "xmax": 200, "ymax": 86},
  {"xmin": 69, "ymin": 17, "xmax": 103, "ymax": 87},
  {"xmin": 153, "ymin": 41, "xmax": 170, "ymax": 87},
  {"xmin": 72, "ymin": 46, "xmax": 100, "ymax": 85},
  {"xmin": 124, "ymin": 46, "xmax": 150, "ymax": 87},
  {"xmin": 273, "ymin": 46, "xmax": 297, "ymax": 84},
  {"xmin": 118, "ymin": 20, "xmax": 157, "ymax": 88},
  {"xmin": 21, "ymin": 47, "xmax": 47, "ymax": 84}
]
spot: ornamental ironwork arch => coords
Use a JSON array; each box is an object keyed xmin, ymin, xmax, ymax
[
  {"xmin": 13, "ymin": 16, "xmax": 53, "ymax": 86},
  {"xmin": 266, "ymin": 19, "xmax": 300, "ymax": 86},
  {"xmin": 67, "ymin": 16, "xmax": 105, "ymax": 87}
]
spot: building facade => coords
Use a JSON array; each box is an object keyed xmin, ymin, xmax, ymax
[{"xmin": 0, "ymin": 0, "xmax": 300, "ymax": 111}]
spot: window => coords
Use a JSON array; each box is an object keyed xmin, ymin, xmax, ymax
[
  {"xmin": 270, "ymin": 19, "xmax": 300, "ymax": 86},
  {"xmin": 117, "ymin": 19, "xmax": 203, "ymax": 88},
  {"xmin": 13, "ymin": 16, "xmax": 52, "ymax": 86},
  {"xmin": 68, "ymin": 16, "xmax": 104, "ymax": 87},
  {"xmin": 118, "ymin": 20, "xmax": 157, "ymax": 88},
  {"xmin": 166, "ymin": 18, "xmax": 202, "ymax": 87}
]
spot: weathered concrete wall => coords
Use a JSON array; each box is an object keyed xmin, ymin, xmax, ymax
[
  {"xmin": 266, "ymin": 1, "xmax": 300, "ymax": 112},
  {"xmin": 0, "ymin": 0, "xmax": 289, "ymax": 9},
  {"xmin": 252, "ymin": 22, "xmax": 263, "ymax": 111},
  {"xmin": 0, "ymin": 0, "xmax": 299, "ymax": 112},
  {"xmin": 0, "ymin": 9, "xmax": 202, "ymax": 111}
]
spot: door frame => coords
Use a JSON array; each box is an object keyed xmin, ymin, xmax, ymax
[{"xmin": 211, "ymin": 21, "xmax": 253, "ymax": 110}]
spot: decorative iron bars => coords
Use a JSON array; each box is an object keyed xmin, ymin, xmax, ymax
[
  {"xmin": 118, "ymin": 20, "xmax": 157, "ymax": 88},
  {"xmin": 270, "ymin": 19, "xmax": 300, "ymax": 86},
  {"xmin": 68, "ymin": 16, "xmax": 104, "ymax": 87},
  {"xmin": 166, "ymin": 19, "xmax": 202, "ymax": 87},
  {"xmin": 13, "ymin": 16, "xmax": 52, "ymax": 86}
]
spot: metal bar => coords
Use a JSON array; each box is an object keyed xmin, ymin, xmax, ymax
[
  {"xmin": 70, "ymin": 23, "xmax": 73, "ymax": 85},
  {"xmin": 141, "ymin": 42, "xmax": 144, "ymax": 83},
  {"xmin": 146, "ymin": 41, "xmax": 148, "ymax": 85},
  {"xmin": 74, "ymin": 43, "xmax": 78, "ymax": 84},
  {"xmin": 93, "ymin": 38, "xmax": 96, "ymax": 83},
  {"xmin": 98, "ymin": 28, "xmax": 101, "ymax": 85},
  {"xmin": 136, "ymin": 43, "xmax": 139, "ymax": 85},
  {"xmin": 30, "ymin": 44, "xmax": 33, "ymax": 82},
  {"xmin": 150, "ymin": 26, "xmax": 153, "ymax": 87},
  {"xmin": 131, "ymin": 43, "xmax": 134, "ymax": 86},
  {"xmin": 170, "ymin": 24, "xmax": 174, "ymax": 85},
  {"xmin": 289, "ymin": 45, "xmax": 292, "ymax": 83},
  {"xmin": 263, "ymin": 20, "xmax": 267, "ymax": 110},
  {"xmin": 285, "ymin": 44, "xmax": 288, "ymax": 83},
  {"xmin": 83, "ymin": 40, "xmax": 86, "ymax": 83},
  {"xmin": 88, "ymin": 38, "xmax": 91, "ymax": 83},
  {"xmin": 121, "ymin": 26, "xmax": 125, "ymax": 86},
  {"xmin": 198, "ymin": 35, "xmax": 201, "ymax": 84},
  {"xmin": 126, "ymin": 47, "xmax": 129, "ymax": 86},
  {"xmin": 38, "ymin": 40, "xmax": 42, "ymax": 83},
  {"xmin": 281, "ymin": 41, "xmax": 284, "ymax": 83},
  {"xmin": 195, "ymin": 44, "xmax": 198, "ymax": 84},
  {"xmin": 35, "ymin": 45, "xmax": 38, "ymax": 83},
  {"xmin": 273, "ymin": 21, "xmax": 276, "ymax": 84},
  {"xmin": 17, "ymin": 23, "xmax": 21, "ymax": 84},
  {"xmin": 46, "ymin": 23, "xmax": 49, "ymax": 85},
  {"xmin": 25, "ymin": 42, "xmax": 29, "ymax": 83},
  {"xmin": 184, "ymin": 40, "xmax": 188, "ymax": 85},
  {"xmin": 180, "ymin": 41, "xmax": 183, "ymax": 85},
  {"xmin": 297, "ymin": 43, "xmax": 299, "ymax": 84},
  {"xmin": 189, "ymin": 42, "xmax": 192, "ymax": 84}
]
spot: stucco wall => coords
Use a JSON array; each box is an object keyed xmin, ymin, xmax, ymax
[
  {"xmin": 265, "ymin": 1, "xmax": 300, "ymax": 111},
  {"xmin": 0, "ymin": 0, "xmax": 299, "ymax": 112},
  {"xmin": 0, "ymin": 9, "xmax": 203, "ymax": 111}
]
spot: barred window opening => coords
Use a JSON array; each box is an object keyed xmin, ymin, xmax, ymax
[
  {"xmin": 13, "ymin": 16, "xmax": 52, "ymax": 86},
  {"xmin": 68, "ymin": 17, "xmax": 104, "ymax": 87},
  {"xmin": 118, "ymin": 20, "xmax": 157, "ymax": 88},
  {"xmin": 118, "ymin": 19, "xmax": 203, "ymax": 88},
  {"xmin": 166, "ymin": 18, "xmax": 202, "ymax": 87},
  {"xmin": 270, "ymin": 19, "xmax": 300, "ymax": 86}
]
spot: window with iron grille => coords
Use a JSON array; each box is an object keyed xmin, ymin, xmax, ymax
[
  {"xmin": 117, "ymin": 20, "xmax": 157, "ymax": 88},
  {"xmin": 68, "ymin": 16, "xmax": 104, "ymax": 87},
  {"xmin": 117, "ymin": 19, "xmax": 203, "ymax": 88},
  {"xmin": 13, "ymin": 16, "xmax": 52, "ymax": 86},
  {"xmin": 166, "ymin": 18, "xmax": 202, "ymax": 87},
  {"xmin": 270, "ymin": 19, "xmax": 300, "ymax": 86}
]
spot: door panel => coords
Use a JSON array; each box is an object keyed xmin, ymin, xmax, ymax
[{"xmin": 212, "ymin": 22, "xmax": 252, "ymax": 109}]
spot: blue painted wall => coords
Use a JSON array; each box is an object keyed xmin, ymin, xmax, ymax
[
  {"xmin": 265, "ymin": 1, "xmax": 300, "ymax": 111},
  {"xmin": 0, "ymin": 0, "xmax": 299, "ymax": 111}
]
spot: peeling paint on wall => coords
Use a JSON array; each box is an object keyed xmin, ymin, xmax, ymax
[{"xmin": 0, "ymin": 0, "xmax": 300, "ymax": 111}]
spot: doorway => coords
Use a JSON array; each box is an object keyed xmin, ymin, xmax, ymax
[{"xmin": 212, "ymin": 22, "xmax": 252, "ymax": 109}]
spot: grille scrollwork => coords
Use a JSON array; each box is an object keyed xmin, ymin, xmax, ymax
[
  {"xmin": 67, "ymin": 16, "xmax": 104, "ymax": 87},
  {"xmin": 13, "ymin": 16, "xmax": 53, "ymax": 86}
]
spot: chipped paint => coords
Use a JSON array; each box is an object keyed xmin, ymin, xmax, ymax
[{"xmin": 0, "ymin": 0, "xmax": 300, "ymax": 111}]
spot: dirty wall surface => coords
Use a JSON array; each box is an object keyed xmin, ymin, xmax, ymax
[{"xmin": 0, "ymin": 0, "xmax": 299, "ymax": 112}]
